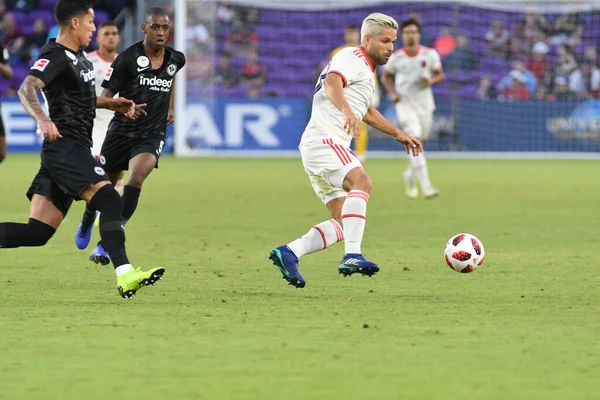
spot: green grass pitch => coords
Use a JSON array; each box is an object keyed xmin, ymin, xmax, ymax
[{"xmin": 0, "ymin": 154, "xmax": 599, "ymax": 399}]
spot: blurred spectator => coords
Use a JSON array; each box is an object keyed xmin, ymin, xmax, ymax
[
  {"xmin": 247, "ymin": 85, "xmax": 260, "ymax": 98},
  {"xmin": 240, "ymin": 50, "xmax": 266, "ymax": 88},
  {"xmin": 224, "ymin": 16, "xmax": 257, "ymax": 57},
  {"xmin": 527, "ymin": 42, "xmax": 550, "ymax": 82},
  {"xmin": 508, "ymin": 21, "xmax": 529, "ymax": 58},
  {"xmin": 331, "ymin": 25, "xmax": 359, "ymax": 56},
  {"xmin": 551, "ymin": 13, "xmax": 583, "ymax": 46},
  {"xmin": 216, "ymin": 2, "xmax": 234, "ymax": 25},
  {"xmin": 553, "ymin": 76, "xmax": 576, "ymax": 100},
  {"xmin": 498, "ymin": 60, "xmax": 537, "ymax": 95},
  {"xmin": 485, "ymin": 20, "xmax": 509, "ymax": 56},
  {"xmin": 20, "ymin": 17, "xmax": 47, "ymax": 63},
  {"xmin": 555, "ymin": 44, "xmax": 578, "ymax": 76},
  {"xmin": 446, "ymin": 34, "xmax": 477, "ymax": 71},
  {"xmin": 408, "ymin": 12, "xmax": 433, "ymax": 47},
  {"xmin": 245, "ymin": 9, "xmax": 259, "ymax": 31},
  {"xmin": 434, "ymin": 25, "xmax": 455, "ymax": 58},
  {"xmin": 503, "ymin": 71, "xmax": 531, "ymax": 100},
  {"xmin": 477, "ymin": 75, "xmax": 496, "ymax": 100},
  {"xmin": 583, "ymin": 45, "xmax": 597, "ymax": 66},
  {"xmin": 215, "ymin": 52, "xmax": 237, "ymax": 88},
  {"xmin": 523, "ymin": 12, "xmax": 552, "ymax": 40},
  {"xmin": 568, "ymin": 60, "xmax": 600, "ymax": 98},
  {"xmin": 535, "ymin": 83, "xmax": 551, "ymax": 101},
  {"xmin": 0, "ymin": 12, "xmax": 23, "ymax": 52}
]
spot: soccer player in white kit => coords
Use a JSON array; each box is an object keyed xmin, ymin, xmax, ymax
[
  {"xmin": 86, "ymin": 22, "xmax": 123, "ymax": 228},
  {"xmin": 382, "ymin": 18, "xmax": 445, "ymax": 199},
  {"xmin": 88, "ymin": 22, "xmax": 120, "ymax": 158},
  {"xmin": 269, "ymin": 13, "xmax": 423, "ymax": 288}
]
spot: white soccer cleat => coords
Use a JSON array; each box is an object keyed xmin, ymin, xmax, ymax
[
  {"xmin": 423, "ymin": 187, "xmax": 440, "ymax": 199},
  {"xmin": 403, "ymin": 170, "xmax": 418, "ymax": 199}
]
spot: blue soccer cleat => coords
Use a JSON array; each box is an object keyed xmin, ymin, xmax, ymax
[
  {"xmin": 269, "ymin": 245, "xmax": 306, "ymax": 288},
  {"xmin": 339, "ymin": 254, "xmax": 380, "ymax": 277},
  {"xmin": 89, "ymin": 242, "xmax": 111, "ymax": 266},
  {"xmin": 75, "ymin": 212, "xmax": 98, "ymax": 250}
]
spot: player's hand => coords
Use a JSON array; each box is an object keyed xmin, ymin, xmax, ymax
[
  {"xmin": 395, "ymin": 129, "xmax": 423, "ymax": 156},
  {"xmin": 390, "ymin": 92, "xmax": 401, "ymax": 103},
  {"xmin": 111, "ymin": 97, "xmax": 136, "ymax": 115},
  {"xmin": 167, "ymin": 108, "xmax": 174, "ymax": 125},
  {"xmin": 343, "ymin": 111, "xmax": 361, "ymax": 138},
  {"xmin": 421, "ymin": 77, "xmax": 432, "ymax": 87},
  {"xmin": 128, "ymin": 103, "xmax": 148, "ymax": 120},
  {"xmin": 37, "ymin": 119, "xmax": 61, "ymax": 143}
]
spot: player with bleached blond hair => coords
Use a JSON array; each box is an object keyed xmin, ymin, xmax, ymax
[
  {"xmin": 382, "ymin": 18, "xmax": 445, "ymax": 199},
  {"xmin": 269, "ymin": 13, "xmax": 423, "ymax": 288}
]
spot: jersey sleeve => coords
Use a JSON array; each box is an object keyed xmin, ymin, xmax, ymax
[
  {"xmin": 326, "ymin": 50, "xmax": 364, "ymax": 87},
  {"xmin": 28, "ymin": 50, "xmax": 68, "ymax": 85},
  {"xmin": 429, "ymin": 50, "xmax": 442, "ymax": 72},
  {"xmin": 177, "ymin": 51, "xmax": 186, "ymax": 70},
  {"xmin": 101, "ymin": 52, "xmax": 130, "ymax": 93}
]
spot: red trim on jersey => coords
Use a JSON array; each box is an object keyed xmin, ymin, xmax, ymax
[
  {"xmin": 328, "ymin": 70, "xmax": 347, "ymax": 87},
  {"xmin": 89, "ymin": 50, "xmax": 118, "ymax": 63},
  {"xmin": 342, "ymin": 214, "xmax": 367, "ymax": 220},
  {"xmin": 313, "ymin": 225, "xmax": 327, "ymax": 248},
  {"xmin": 359, "ymin": 46, "xmax": 375, "ymax": 72}
]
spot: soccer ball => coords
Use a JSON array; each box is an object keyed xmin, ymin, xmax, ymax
[{"xmin": 444, "ymin": 233, "xmax": 485, "ymax": 273}]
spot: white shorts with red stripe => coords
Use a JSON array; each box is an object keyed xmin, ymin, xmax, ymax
[{"xmin": 299, "ymin": 139, "xmax": 363, "ymax": 204}]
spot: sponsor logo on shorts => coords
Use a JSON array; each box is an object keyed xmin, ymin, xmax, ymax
[{"xmin": 94, "ymin": 166, "xmax": 105, "ymax": 176}]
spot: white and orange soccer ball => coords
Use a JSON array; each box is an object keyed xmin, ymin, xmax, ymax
[{"xmin": 444, "ymin": 233, "xmax": 485, "ymax": 273}]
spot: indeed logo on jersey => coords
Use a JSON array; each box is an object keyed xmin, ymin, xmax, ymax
[
  {"xmin": 139, "ymin": 75, "xmax": 172, "ymax": 92},
  {"xmin": 80, "ymin": 69, "xmax": 95, "ymax": 84}
]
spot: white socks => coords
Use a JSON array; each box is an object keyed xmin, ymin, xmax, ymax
[
  {"xmin": 409, "ymin": 152, "xmax": 432, "ymax": 190},
  {"xmin": 342, "ymin": 190, "xmax": 369, "ymax": 254},
  {"xmin": 115, "ymin": 264, "xmax": 133, "ymax": 277},
  {"xmin": 287, "ymin": 219, "xmax": 344, "ymax": 258}
]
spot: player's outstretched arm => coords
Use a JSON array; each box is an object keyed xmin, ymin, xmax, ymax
[
  {"xmin": 323, "ymin": 73, "xmax": 360, "ymax": 138},
  {"xmin": 382, "ymin": 70, "xmax": 400, "ymax": 103},
  {"xmin": 97, "ymin": 88, "xmax": 147, "ymax": 120},
  {"xmin": 18, "ymin": 75, "xmax": 61, "ymax": 142},
  {"xmin": 363, "ymin": 106, "xmax": 422, "ymax": 156}
]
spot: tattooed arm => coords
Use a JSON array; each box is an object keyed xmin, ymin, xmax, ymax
[{"xmin": 18, "ymin": 75, "xmax": 61, "ymax": 142}]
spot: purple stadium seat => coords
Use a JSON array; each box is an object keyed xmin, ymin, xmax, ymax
[{"xmin": 29, "ymin": 9, "xmax": 56, "ymax": 29}]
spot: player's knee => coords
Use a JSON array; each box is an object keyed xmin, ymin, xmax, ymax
[
  {"xmin": 27, "ymin": 218, "xmax": 56, "ymax": 246},
  {"xmin": 353, "ymin": 174, "xmax": 372, "ymax": 193},
  {"xmin": 127, "ymin": 171, "xmax": 148, "ymax": 188}
]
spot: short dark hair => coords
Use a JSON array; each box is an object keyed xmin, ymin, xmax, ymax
[
  {"xmin": 54, "ymin": 0, "xmax": 93, "ymax": 27},
  {"xmin": 98, "ymin": 21, "xmax": 118, "ymax": 31},
  {"xmin": 401, "ymin": 18, "xmax": 421, "ymax": 33},
  {"xmin": 143, "ymin": 7, "xmax": 169, "ymax": 26}
]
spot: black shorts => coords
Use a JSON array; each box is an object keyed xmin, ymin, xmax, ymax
[
  {"xmin": 100, "ymin": 133, "xmax": 166, "ymax": 173},
  {"xmin": 26, "ymin": 138, "xmax": 109, "ymax": 216}
]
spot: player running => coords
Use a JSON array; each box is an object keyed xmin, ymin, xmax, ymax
[
  {"xmin": 75, "ymin": 7, "xmax": 186, "ymax": 266},
  {"xmin": 86, "ymin": 21, "xmax": 124, "ymax": 229},
  {"xmin": 269, "ymin": 13, "xmax": 422, "ymax": 288},
  {"xmin": 0, "ymin": 0, "xmax": 163, "ymax": 299},
  {"xmin": 382, "ymin": 18, "xmax": 445, "ymax": 199}
]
